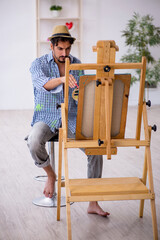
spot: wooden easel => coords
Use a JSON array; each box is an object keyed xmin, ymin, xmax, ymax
[{"xmin": 56, "ymin": 41, "xmax": 158, "ymax": 240}]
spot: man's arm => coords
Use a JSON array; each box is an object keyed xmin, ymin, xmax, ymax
[
  {"xmin": 30, "ymin": 57, "xmax": 78, "ymax": 92},
  {"xmin": 43, "ymin": 76, "xmax": 65, "ymax": 91},
  {"xmin": 44, "ymin": 75, "xmax": 77, "ymax": 90}
]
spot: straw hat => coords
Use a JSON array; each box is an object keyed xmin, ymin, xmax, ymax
[{"xmin": 48, "ymin": 25, "xmax": 76, "ymax": 41}]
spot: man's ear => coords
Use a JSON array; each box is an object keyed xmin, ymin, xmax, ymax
[{"xmin": 50, "ymin": 43, "xmax": 54, "ymax": 51}]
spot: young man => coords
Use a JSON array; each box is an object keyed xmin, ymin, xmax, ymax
[{"xmin": 27, "ymin": 25, "xmax": 109, "ymax": 217}]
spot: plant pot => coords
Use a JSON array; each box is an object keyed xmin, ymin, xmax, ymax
[
  {"xmin": 51, "ymin": 10, "xmax": 61, "ymax": 18},
  {"xmin": 145, "ymin": 81, "xmax": 157, "ymax": 88}
]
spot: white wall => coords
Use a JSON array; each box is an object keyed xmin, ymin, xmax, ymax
[
  {"xmin": 0, "ymin": 0, "xmax": 160, "ymax": 109},
  {"xmin": 0, "ymin": 0, "xmax": 36, "ymax": 110}
]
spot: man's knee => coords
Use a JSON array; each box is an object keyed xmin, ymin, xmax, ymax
[{"xmin": 27, "ymin": 135, "xmax": 41, "ymax": 156}]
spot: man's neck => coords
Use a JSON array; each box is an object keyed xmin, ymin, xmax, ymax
[{"xmin": 53, "ymin": 56, "xmax": 65, "ymax": 77}]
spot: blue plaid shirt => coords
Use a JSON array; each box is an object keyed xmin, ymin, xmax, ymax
[{"xmin": 30, "ymin": 51, "xmax": 83, "ymax": 133}]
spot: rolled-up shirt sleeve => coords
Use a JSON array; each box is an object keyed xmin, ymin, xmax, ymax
[
  {"xmin": 30, "ymin": 58, "xmax": 62, "ymax": 93},
  {"xmin": 30, "ymin": 59, "xmax": 52, "ymax": 92}
]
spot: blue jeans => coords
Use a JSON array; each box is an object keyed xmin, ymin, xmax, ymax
[{"xmin": 27, "ymin": 122, "xmax": 103, "ymax": 178}]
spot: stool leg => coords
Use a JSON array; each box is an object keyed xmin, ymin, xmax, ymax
[
  {"xmin": 32, "ymin": 141, "xmax": 66, "ymax": 207},
  {"xmin": 48, "ymin": 141, "xmax": 56, "ymax": 195}
]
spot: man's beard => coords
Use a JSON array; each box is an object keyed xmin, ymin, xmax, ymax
[
  {"xmin": 54, "ymin": 54, "xmax": 68, "ymax": 63},
  {"xmin": 57, "ymin": 57, "xmax": 65, "ymax": 63}
]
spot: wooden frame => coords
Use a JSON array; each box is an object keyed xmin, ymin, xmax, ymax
[
  {"xmin": 56, "ymin": 41, "xmax": 158, "ymax": 240},
  {"xmin": 76, "ymin": 73, "xmax": 130, "ymax": 140}
]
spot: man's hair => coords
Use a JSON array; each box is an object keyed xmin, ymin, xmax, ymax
[{"xmin": 50, "ymin": 37, "xmax": 74, "ymax": 46}]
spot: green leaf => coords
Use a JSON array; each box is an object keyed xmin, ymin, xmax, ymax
[{"xmin": 121, "ymin": 12, "xmax": 160, "ymax": 85}]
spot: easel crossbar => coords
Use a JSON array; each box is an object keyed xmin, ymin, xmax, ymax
[
  {"xmin": 64, "ymin": 139, "xmax": 149, "ymax": 148},
  {"xmin": 69, "ymin": 63, "xmax": 143, "ymax": 71},
  {"xmin": 69, "ymin": 194, "xmax": 154, "ymax": 202}
]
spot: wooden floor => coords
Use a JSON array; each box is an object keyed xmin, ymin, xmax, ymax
[{"xmin": 0, "ymin": 105, "xmax": 160, "ymax": 240}]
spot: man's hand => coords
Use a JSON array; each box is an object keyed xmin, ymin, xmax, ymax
[{"xmin": 61, "ymin": 74, "xmax": 78, "ymax": 88}]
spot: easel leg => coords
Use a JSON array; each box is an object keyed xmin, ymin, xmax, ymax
[
  {"xmin": 63, "ymin": 146, "xmax": 72, "ymax": 239},
  {"xmin": 57, "ymin": 128, "xmax": 63, "ymax": 221},
  {"xmin": 150, "ymin": 199, "xmax": 158, "ymax": 240},
  {"xmin": 146, "ymin": 145, "xmax": 158, "ymax": 240},
  {"xmin": 139, "ymin": 147, "xmax": 147, "ymax": 218},
  {"xmin": 66, "ymin": 201, "xmax": 72, "ymax": 240}
]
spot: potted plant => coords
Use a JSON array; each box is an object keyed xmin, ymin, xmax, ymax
[
  {"xmin": 121, "ymin": 12, "xmax": 160, "ymax": 87},
  {"xmin": 50, "ymin": 5, "xmax": 62, "ymax": 18}
]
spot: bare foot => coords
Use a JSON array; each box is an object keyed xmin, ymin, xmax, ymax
[
  {"xmin": 87, "ymin": 201, "xmax": 110, "ymax": 217},
  {"xmin": 43, "ymin": 165, "xmax": 56, "ymax": 198},
  {"xmin": 43, "ymin": 173, "xmax": 56, "ymax": 198}
]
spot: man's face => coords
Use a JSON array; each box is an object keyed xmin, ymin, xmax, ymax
[{"xmin": 51, "ymin": 41, "xmax": 71, "ymax": 63}]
